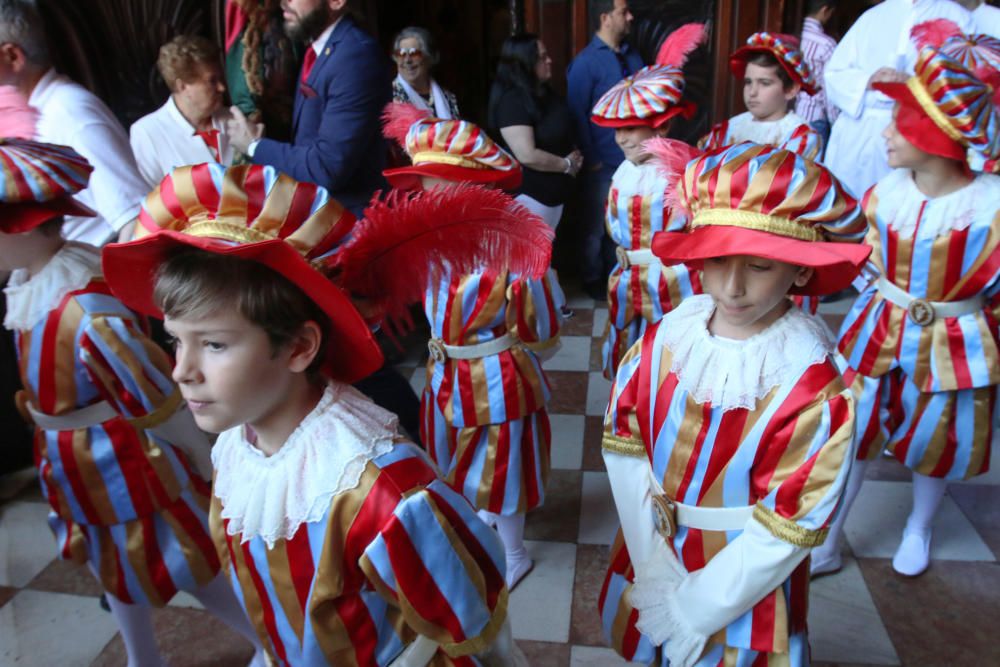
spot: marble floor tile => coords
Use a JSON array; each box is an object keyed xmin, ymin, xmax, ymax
[
  {"xmin": 809, "ymin": 554, "xmax": 900, "ymax": 665},
  {"xmin": 0, "ymin": 501, "xmax": 57, "ymax": 587},
  {"xmin": 0, "ymin": 585, "xmax": 16, "ymax": 609},
  {"xmin": 526, "ymin": 470, "xmax": 582, "ymax": 543},
  {"xmin": 589, "ymin": 336, "xmax": 603, "ymax": 373},
  {"xmin": 518, "ymin": 639, "xmax": 571, "ymax": 666},
  {"xmin": 858, "ymin": 559, "xmax": 1000, "ymax": 666},
  {"xmin": 166, "ymin": 590, "xmax": 205, "ymax": 610},
  {"xmin": 0, "ymin": 590, "xmax": 119, "ymax": 667},
  {"xmin": 546, "ymin": 335, "xmax": 594, "ymax": 372},
  {"xmin": 0, "ymin": 467, "xmax": 38, "ymax": 503},
  {"xmin": 408, "ymin": 366, "xmax": 426, "ymax": 396},
  {"xmin": 948, "ymin": 483, "xmax": 1000, "ymax": 560},
  {"xmin": 577, "ymin": 472, "xmax": 617, "ymax": 546},
  {"xmin": 581, "ymin": 416, "xmax": 606, "ymax": 472},
  {"xmin": 26, "ymin": 559, "xmax": 102, "ymax": 598},
  {"xmin": 546, "ymin": 371, "xmax": 590, "ymax": 414},
  {"xmin": 560, "ymin": 308, "xmax": 594, "ymax": 337},
  {"xmin": 962, "ymin": 448, "xmax": 1000, "ymax": 485},
  {"xmin": 585, "ymin": 372, "xmax": 612, "ymax": 417},
  {"xmin": 509, "ymin": 540, "xmax": 577, "ymax": 643},
  {"xmin": 570, "ymin": 645, "xmax": 634, "ymax": 666},
  {"xmin": 591, "ymin": 308, "xmax": 608, "ymax": 339},
  {"xmin": 566, "ymin": 292, "xmax": 600, "ymax": 309},
  {"xmin": 845, "ymin": 481, "xmax": 994, "ymax": 562},
  {"xmin": 550, "ymin": 414, "xmax": 586, "ymax": 470},
  {"xmin": 91, "ymin": 605, "xmax": 256, "ymax": 667},
  {"xmin": 570, "ymin": 544, "xmax": 610, "ymax": 647}
]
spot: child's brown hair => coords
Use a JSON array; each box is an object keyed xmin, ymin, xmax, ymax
[
  {"xmin": 153, "ymin": 247, "xmax": 329, "ymax": 377},
  {"xmin": 745, "ymin": 52, "xmax": 794, "ymax": 90}
]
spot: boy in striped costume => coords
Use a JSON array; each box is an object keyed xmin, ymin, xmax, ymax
[
  {"xmin": 813, "ymin": 41, "xmax": 1000, "ymax": 578},
  {"xmin": 0, "ymin": 139, "xmax": 263, "ymax": 666},
  {"xmin": 382, "ymin": 106, "xmax": 559, "ymax": 591},
  {"xmin": 102, "ymin": 162, "xmax": 534, "ymax": 666},
  {"xmin": 598, "ymin": 143, "xmax": 871, "ymax": 666},
  {"xmin": 589, "ymin": 24, "xmax": 706, "ymax": 380}
]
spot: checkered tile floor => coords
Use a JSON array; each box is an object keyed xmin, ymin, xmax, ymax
[{"xmin": 1, "ymin": 288, "xmax": 998, "ymax": 666}]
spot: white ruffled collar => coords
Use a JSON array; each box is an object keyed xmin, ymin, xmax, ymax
[
  {"xmin": 661, "ymin": 294, "xmax": 833, "ymax": 411},
  {"xmin": 727, "ymin": 110, "xmax": 809, "ymax": 147},
  {"xmin": 612, "ymin": 159, "xmax": 669, "ymax": 195},
  {"xmin": 212, "ymin": 382, "xmax": 398, "ymax": 548},
  {"xmin": 4, "ymin": 241, "xmax": 101, "ymax": 331},
  {"xmin": 877, "ymin": 170, "xmax": 997, "ymax": 239}
]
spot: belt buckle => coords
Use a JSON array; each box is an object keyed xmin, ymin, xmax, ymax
[
  {"xmin": 427, "ymin": 338, "xmax": 447, "ymax": 363},
  {"xmin": 615, "ymin": 245, "xmax": 631, "ymax": 270},
  {"xmin": 907, "ymin": 298, "xmax": 936, "ymax": 326},
  {"xmin": 651, "ymin": 493, "xmax": 677, "ymax": 539}
]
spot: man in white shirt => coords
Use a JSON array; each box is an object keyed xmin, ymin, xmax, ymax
[
  {"xmin": 823, "ymin": 0, "xmax": 974, "ymax": 197},
  {"xmin": 0, "ymin": 0, "xmax": 146, "ymax": 246},
  {"xmin": 957, "ymin": 0, "xmax": 1000, "ymax": 36}
]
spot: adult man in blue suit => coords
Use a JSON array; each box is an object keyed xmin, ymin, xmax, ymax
[{"xmin": 227, "ymin": 0, "xmax": 389, "ymax": 216}]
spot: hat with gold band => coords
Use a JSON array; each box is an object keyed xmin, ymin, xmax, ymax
[
  {"xmin": 729, "ymin": 32, "xmax": 818, "ymax": 96},
  {"xmin": 382, "ymin": 104, "xmax": 521, "ymax": 191},
  {"xmin": 874, "ymin": 46, "xmax": 1000, "ymax": 162},
  {"xmin": 0, "ymin": 138, "xmax": 96, "ymax": 233},
  {"xmin": 102, "ymin": 163, "xmax": 382, "ymax": 383},
  {"xmin": 651, "ymin": 143, "xmax": 871, "ymax": 296}
]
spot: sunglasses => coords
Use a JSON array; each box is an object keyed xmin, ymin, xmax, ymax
[{"xmin": 393, "ymin": 47, "xmax": 425, "ymax": 61}]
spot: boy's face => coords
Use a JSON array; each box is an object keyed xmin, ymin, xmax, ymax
[
  {"xmin": 165, "ymin": 305, "xmax": 302, "ymax": 435},
  {"xmin": 615, "ymin": 125, "xmax": 659, "ymax": 164},
  {"xmin": 883, "ymin": 107, "xmax": 931, "ymax": 170},
  {"xmin": 702, "ymin": 254, "xmax": 812, "ymax": 339},
  {"xmin": 743, "ymin": 62, "xmax": 799, "ymax": 122}
]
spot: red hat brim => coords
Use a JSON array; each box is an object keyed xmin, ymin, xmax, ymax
[
  {"xmin": 590, "ymin": 101, "xmax": 696, "ymax": 129},
  {"xmin": 872, "ymin": 81, "xmax": 967, "ymax": 161},
  {"xmin": 730, "ymin": 45, "xmax": 818, "ymax": 96},
  {"xmin": 0, "ymin": 196, "xmax": 97, "ymax": 234},
  {"xmin": 101, "ymin": 231, "xmax": 384, "ymax": 384},
  {"xmin": 652, "ymin": 225, "xmax": 872, "ymax": 295},
  {"xmin": 384, "ymin": 163, "xmax": 522, "ymax": 191}
]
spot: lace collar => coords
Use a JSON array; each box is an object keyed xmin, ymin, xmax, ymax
[
  {"xmin": 727, "ymin": 110, "xmax": 809, "ymax": 147},
  {"xmin": 4, "ymin": 241, "xmax": 101, "ymax": 331},
  {"xmin": 612, "ymin": 159, "xmax": 668, "ymax": 195},
  {"xmin": 212, "ymin": 382, "xmax": 398, "ymax": 548},
  {"xmin": 877, "ymin": 170, "xmax": 996, "ymax": 239},
  {"xmin": 660, "ymin": 294, "xmax": 833, "ymax": 412}
]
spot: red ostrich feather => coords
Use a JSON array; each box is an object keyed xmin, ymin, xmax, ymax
[
  {"xmin": 911, "ymin": 19, "xmax": 963, "ymax": 49},
  {"xmin": 337, "ymin": 184, "xmax": 554, "ymax": 322},
  {"xmin": 0, "ymin": 86, "xmax": 38, "ymax": 139},
  {"xmin": 655, "ymin": 23, "xmax": 707, "ymax": 68},
  {"xmin": 381, "ymin": 102, "xmax": 432, "ymax": 146}
]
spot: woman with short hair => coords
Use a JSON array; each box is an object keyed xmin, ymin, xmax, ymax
[
  {"xmin": 130, "ymin": 34, "xmax": 233, "ymax": 189},
  {"xmin": 391, "ymin": 26, "xmax": 459, "ymax": 119}
]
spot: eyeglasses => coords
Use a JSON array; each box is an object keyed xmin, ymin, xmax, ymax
[{"xmin": 393, "ymin": 47, "xmax": 425, "ymax": 61}]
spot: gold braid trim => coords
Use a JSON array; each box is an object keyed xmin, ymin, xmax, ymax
[
  {"xmin": 753, "ymin": 503, "xmax": 829, "ymax": 548},
  {"xmin": 691, "ymin": 209, "xmax": 822, "ymax": 242},
  {"xmin": 602, "ymin": 433, "xmax": 646, "ymax": 458},
  {"xmin": 441, "ymin": 587, "xmax": 508, "ymax": 657},
  {"xmin": 185, "ymin": 220, "xmax": 277, "ymax": 244},
  {"xmin": 907, "ymin": 77, "xmax": 966, "ymax": 144},
  {"xmin": 127, "ymin": 390, "xmax": 183, "ymax": 431},
  {"xmin": 410, "ymin": 151, "xmax": 497, "ymax": 170}
]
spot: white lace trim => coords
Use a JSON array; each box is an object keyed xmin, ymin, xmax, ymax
[
  {"xmin": 877, "ymin": 170, "xmax": 997, "ymax": 240},
  {"xmin": 3, "ymin": 241, "xmax": 101, "ymax": 331},
  {"xmin": 212, "ymin": 382, "xmax": 399, "ymax": 547},
  {"xmin": 726, "ymin": 110, "xmax": 810, "ymax": 147},
  {"xmin": 612, "ymin": 159, "xmax": 670, "ymax": 198},
  {"xmin": 661, "ymin": 295, "xmax": 833, "ymax": 412}
]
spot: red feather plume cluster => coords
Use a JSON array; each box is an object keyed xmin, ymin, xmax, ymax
[
  {"xmin": 336, "ymin": 184, "xmax": 554, "ymax": 322},
  {"xmin": 911, "ymin": 19, "xmax": 963, "ymax": 50},
  {"xmin": 643, "ymin": 137, "xmax": 701, "ymax": 215},
  {"xmin": 655, "ymin": 23, "xmax": 706, "ymax": 68},
  {"xmin": 381, "ymin": 102, "xmax": 432, "ymax": 146}
]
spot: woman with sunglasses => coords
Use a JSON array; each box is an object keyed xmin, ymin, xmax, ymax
[{"xmin": 391, "ymin": 26, "xmax": 460, "ymax": 119}]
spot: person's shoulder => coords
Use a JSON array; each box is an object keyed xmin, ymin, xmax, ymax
[
  {"xmin": 129, "ymin": 99, "xmax": 171, "ymax": 135},
  {"xmin": 337, "ymin": 16, "xmax": 382, "ymax": 53}
]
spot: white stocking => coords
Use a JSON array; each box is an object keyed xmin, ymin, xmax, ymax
[
  {"xmin": 814, "ymin": 459, "xmax": 869, "ymax": 561},
  {"xmin": 495, "ymin": 513, "xmax": 532, "ymax": 589},
  {"xmin": 190, "ymin": 573, "xmax": 265, "ymax": 662},
  {"xmin": 906, "ymin": 473, "xmax": 948, "ymax": 534},
  {"xmin": 102, "ymin": 592, "xmax": 166, "ymax": 667}
]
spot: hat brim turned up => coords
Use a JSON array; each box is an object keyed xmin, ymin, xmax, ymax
[
  {"xmin": 102, "ymin": 230, "xmax": 383, "ymax": 384},
  {"xmin": 0, "ymin": 196, "xmax": 96, "ymax": 234},
  {"xmin": 590, "ymin": 101, "xmax": 696, "ymax": 129},
  {"xmin": 652, "ymin": 225, "xmax": 872, "ymax": 296},
  {"xmin": 384, "ymin": 162, "xmax": 522, "ymax": 191},
  {"xmin": 872, "ymin": 81, "xmax": 967, "ymax": 161},
  {"xmin": 730, "ymin": 45, "xmax": 818, "ymax": 96}
]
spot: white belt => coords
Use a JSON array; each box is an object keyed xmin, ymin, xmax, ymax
[
  {"xmin": 648, "ymin": 468, "xmax": 753, "ymax": 537},
  {"xmin": 876, "ymin": 277, "xmax": 985, "ymax": 326},
  {"xmin": 615, "ymin": 246, "xmax": 657, "ymax": 269},
  {"xmin": 388, "ymin": 635, "xmax": 439, "ymax": 667},
  {"xmin": 427, "ymin": 332, "xmax": 516, "ymax": 363},
  {"xmin": 26, "ymin": 400, "xmax": 116, "ymax": 430}
]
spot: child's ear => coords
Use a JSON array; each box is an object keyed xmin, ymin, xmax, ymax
[
  {"xmin": 784, "ymin": 82, "xmax": 802, "ymax": 101},
  {"xmin": 793, "ymin": 266, "xmax": 814, "ymax": 288},
  {"xmin": 286, "ymin": 320, "xmax": 323, "ymax": 373},
  {"xmin": 655, "ymin": 119, "xmax": 673, "ymax": 137}
]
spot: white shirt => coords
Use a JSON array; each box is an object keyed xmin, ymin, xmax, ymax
[
  {"xmin": 129, "ymin": 96, "xmax": 234, "ymax": 190},
  {"xmin": 29, "ymin": 68, "xmax": 148, "ymax": 246},
  {"xmin": 823, "ymin": 0, "xmax": 974, "ymax": 198},
  {"xmin": 973, "ymin": 3, "xmax": 1000, "ymax": 37}
]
